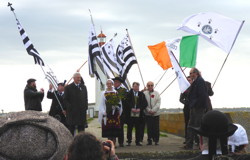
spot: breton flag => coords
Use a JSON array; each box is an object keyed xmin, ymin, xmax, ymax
[
  {"xmin": 101, "ymin": 38, "xmax": 119, "ymax": 78},
  {"xmin": 45, "ymin": 66, "xmax": 59, "ymax": 90},
  {"xmin": 148, "ymin": 41, "xmax": 172, "ymax": 70},
  {"xmin": 16, "ymin": 19, "xmax": 45, "ymax": 66},
  {"xmin": 178, "ymin": 12, "xmax": 244, "ymax": 53},
  {"xmin": 148, "ymin": 42, "xmax": 190, "ymax": 93},
  {"xmin": 116, "ymin": 35, "xmax": 137, "ymax": 80},
  {"xmin": 166, "ymin": 35, "xmax": 198, "ymax": 68},
  {"xmin": 88, "ymin": 24, "xmax": 102, "ymax": 81}
]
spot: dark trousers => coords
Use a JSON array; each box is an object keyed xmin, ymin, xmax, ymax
[
  {"xmin": 186, "ymin": 107, "xmax": 205, "ymax": 148},
  {"xmin": 118, "ymin": 120, "xmax": 124, "ymax": 145},
  {"xmin": 183, "ymin": 105, "xmax": 190, "ymax": 140},
  {"xmin": 127, "ymin": 117, "xmax": 141, "ymax": 144},
  {"xmin": 68, "ymin": 124, "xmax": 85, "ymax": 136},
  {"xmin": 139, "ymin": 117, "xmax": 146, "ymax": 142},
  {"xmin": 146, "ymin": 115, "xmax": 160, "ymax": 143}
]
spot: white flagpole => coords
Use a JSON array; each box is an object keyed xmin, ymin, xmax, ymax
[{"xmin": 126, "ymin": 29, "xmax": 145, "ymax": 88}]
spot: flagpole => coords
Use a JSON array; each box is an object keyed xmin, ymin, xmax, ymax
[
  {"xmin": 212, "ymin": 21, "xmax": 245, "ymax": 89},
  {"xmin": 160, "ymin": 66, "xmax": 187, "ymax": 95},
  {"xmin": 154, "ymin": 70, "xmax": 168, "ymax": 89},
  {"xmin": 40, "ymin": 65, "xmax": 66, "ymax": 117},
  {"xmin": 8, "ymin": 3, "xmax": 65, "ymax": 117},
  {"xmin": 160, "ymin": 76, "xmax": 177, "ymax": 95},
  {"xmin": 89, "ymin": 9, "xmax": 106, "ymax": 86},
  {"xmin": 212, "ymin": 53, "xmax": 229, "ymax": 88},
  {"xmin": 66, "ymin": 60, "xmax": 88, "ymax": 85},
  {"xmin": 126, "ymin": 29, "xmax": 145, "ymax": 88}
]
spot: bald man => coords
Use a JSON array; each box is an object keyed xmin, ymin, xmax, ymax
[{"xmin": 143, "ymin": 81, "xmax": 161, "ymax": 145}]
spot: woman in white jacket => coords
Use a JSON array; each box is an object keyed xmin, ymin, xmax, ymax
[{"xmin": 98, "ymin": 79, "xmax": 122, "ymax": 145}]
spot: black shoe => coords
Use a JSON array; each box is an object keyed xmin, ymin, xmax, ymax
[
  {"xmin": 136, "ymin": 143, "xmax": 142, "ymax": 146},
  {"xmin": 126, "ymin": 143, "xmax": 131, "ymax": 146},
  {"xmin": 155, "ymin": 142, "xmax": 159, "ymax": 145},
  {"xmin": 119, "ymin": 144, "xmax": 124, "ymax": 147}
]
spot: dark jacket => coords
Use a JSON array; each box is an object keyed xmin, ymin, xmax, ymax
[
  {"xmin": 188, "ymin": 76, "xmax": 209, "ymax": 109},
  {"xmin": 206, "ymin": 81, "xmax": 214, "ymax": 111},
  {"xmin": 125, "ymin": 89, "xmax": 148, "ymax": 120},
  {"xmin": 115, "ymin": 86, "xmax": 128, "ymax": 122},
  {"xmin": 24, "ymin": 85, "xmax": 44, "ymax": 111},
  {"xmin": 47, "ymin": 91, "xmax": 65, "ymax": 117},
  {"xmin": 180, "ymin": 87, "xmax": 190, "ymax": 106},
  {"xmin": 64, "ymin": 82, "xmax": 88, "ymax": 126}
]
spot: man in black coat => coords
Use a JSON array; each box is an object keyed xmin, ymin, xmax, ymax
[
  {"xmin": 47, "ymin": 82, "xmax": 67, "ymax": 126},
  {"xmin": 64, "ymin": 72, "xmax": 88, "ymax": 135},
  {"xmin": 24, "ymin": 78, "xmax": 44, "ymax": 111},
  {"xmin": 126, "ymin": 82, "xmax": 148, "ymax": 146},
  {"xmin": 185, "ymin": 68, "xmax": 209, "ymax": 149},
  {"xmin": 112, "ymin": 77, "xmax": 128, "ymax": 147}
]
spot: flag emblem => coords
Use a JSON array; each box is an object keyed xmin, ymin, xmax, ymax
[{"xmin": 202, "ymin": 25, "xmax": 213, "ymax": 34}]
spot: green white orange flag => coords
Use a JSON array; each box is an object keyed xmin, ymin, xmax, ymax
[
  {"xmin": 166, "ymin": 35, "xmax": 198, "ymax": 68},
  {"xmin": 148, "ymin": 41, "xmax": 172, "ymax": 70},
  {"xmin": 148, "ymin": 41, "xmax": 190, "ymax": 93}
]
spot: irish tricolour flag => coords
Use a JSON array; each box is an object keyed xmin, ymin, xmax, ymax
[{"xmin": 166, "ymin": 35, "xmax": 198, "ymax": 68}]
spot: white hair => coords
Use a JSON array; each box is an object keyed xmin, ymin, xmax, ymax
[{"xmin": 73, "ymin": 72, "xmax": 81, "ymax": 78}]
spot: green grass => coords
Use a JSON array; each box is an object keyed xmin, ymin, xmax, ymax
[{"xmin": 87, "ymin": 118, "xmax": 94, "ymax": 123}]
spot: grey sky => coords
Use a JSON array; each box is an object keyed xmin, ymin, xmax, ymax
[{"xmin": 0, "ymin": 0, "xmax": 250, "ymax": 112}]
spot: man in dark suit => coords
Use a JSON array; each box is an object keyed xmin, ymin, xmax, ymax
[
  {"xmin": 24, "ymin": 78, "xmax": 44, "ymax": 111},
  {"xmin": 47, "ymin": 82, "xmax": 67, "ymax": 126},
  {"xmin": 64, "ymin": 72, "xmax": 88, "ymax": 135},
  {"xmin": 185, "ymin": 68, "xmax": 209, "ymax": 149},
  {"xmin": 112, "ymin": 77, "xmax": 128, "ymax": 147},
  {"xmin": 126, "ymin": 82, "xmax": 148, "ymax": 146}
]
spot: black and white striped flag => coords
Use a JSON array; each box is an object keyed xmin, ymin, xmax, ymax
[
  {"xmin": 88, "ymin": 24, "xmax": 103, "ymax": 82},
  {"xmin": 45, "ymin": 66, "xmax": 59, "ymax": 90},
  {"xmin": 101, "ymin": 38, "xmax": 119, "ymax": 78},
  {"xmin": 16, "ymin": 19, "xmax": 45, "ymax": 66},
  {"xmin": 116, "ymin": 35, "xmax": 137, "ymax": 80}
]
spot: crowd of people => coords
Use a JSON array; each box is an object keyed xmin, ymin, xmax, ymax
[{"xmin": 23, "ymin": 67, "xmax": 250, "ymax": 160}]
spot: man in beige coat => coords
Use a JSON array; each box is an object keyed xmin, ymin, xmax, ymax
[{"xmin": 144, "ymin": 81, "xmax": 161, "ymax": 145}]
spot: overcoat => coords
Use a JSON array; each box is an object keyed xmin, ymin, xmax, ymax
[
  {"xmin": 24, "ymin": 85, "xmax": 44, "ymax": 111},
  {"xmin": 64, "ymin": 82, "xmax": 88, "ymax": 125}
]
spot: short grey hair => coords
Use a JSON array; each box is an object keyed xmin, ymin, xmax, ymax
[{"xmin": 73, "ymin": 72, "xmax": 81, "ymax": 78}]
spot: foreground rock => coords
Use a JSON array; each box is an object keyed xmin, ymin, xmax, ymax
[{"xmin": 0, "ymin": 111, "xmax": 73, "ymax": 160}]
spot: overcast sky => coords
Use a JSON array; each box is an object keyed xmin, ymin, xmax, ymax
[{"xmin": 0, "ymin": 0, "xmax": 249, "ymax": 113}]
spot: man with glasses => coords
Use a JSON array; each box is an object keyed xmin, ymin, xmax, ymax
[
  {"xmin": 184, "ymin": 68, "xmax": 209, "ymax": 150},
  {"xmin": 144, "ymin": 81, "xmax": 161, "ymax": 145}
]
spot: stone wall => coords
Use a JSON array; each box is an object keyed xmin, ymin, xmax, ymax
[{"xmin": 160, "ymin": 111, "xmax": 250, "ymax": 140}]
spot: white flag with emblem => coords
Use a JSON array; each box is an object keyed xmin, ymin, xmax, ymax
[
  {"xmin": 168, "ymin": 50, "xmax": 190, "ymax": 93},
  {"xmin": 177, "ymin": 12, "xmax": 244, "ymax": 53}
]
